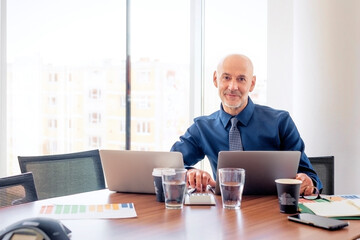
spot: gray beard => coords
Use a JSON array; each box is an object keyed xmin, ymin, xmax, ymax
[{"xmin": 223, "ymin": 101, "xmax": 243, "ymax": 109}]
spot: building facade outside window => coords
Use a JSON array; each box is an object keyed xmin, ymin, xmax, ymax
[{"xmin": 2, "ymin": 0, "xmax": 266, "ymax": 175}]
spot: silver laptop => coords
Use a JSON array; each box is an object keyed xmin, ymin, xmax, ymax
[
  {"xmin": 214, "ymin": 151, "xmax": 300, "ymax": 195},
  {"xmin": 99, "ymin": 150, "xmax": 184, "ymax": 194}
]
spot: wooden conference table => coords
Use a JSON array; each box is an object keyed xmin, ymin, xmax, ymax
[{"xmin": 0, "ymin": 189, "xmax": 359, "ymax": 240}]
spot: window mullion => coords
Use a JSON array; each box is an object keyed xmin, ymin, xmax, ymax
[
  {"xmin": 190, "ymin": 0, "xmax": 204, "ymax": 170},
  {"xmin": 190, "ymin": 0, "xmax": 204, "ymax": 120},
  {"xmin": 0, "ymin": 0, "xmax": 7, "ymax": 176}
]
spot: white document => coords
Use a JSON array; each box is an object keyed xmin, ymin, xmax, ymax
[{"xmin": 303, "ymin": 199, "xmax": 360, "ymax": 218}]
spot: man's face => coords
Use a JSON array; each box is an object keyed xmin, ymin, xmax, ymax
[{"xmin": 213, "ymin": 55, "xmax": 256, "ymax": 115}]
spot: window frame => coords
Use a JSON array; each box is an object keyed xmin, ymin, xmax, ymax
[{"xmin": 0, "ymin": 0, "xmax": 7, "ymax": 176}]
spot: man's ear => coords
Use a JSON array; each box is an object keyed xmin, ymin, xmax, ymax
[
  {"xmin": 213, "ymin": 71, "xmax": 218, "ymax": 88},
  {"xmin": 249, "ymin": 75, "xmax": 256, "ymax": 92}
]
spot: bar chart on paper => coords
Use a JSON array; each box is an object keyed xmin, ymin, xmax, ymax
[{"xmin": 38, "ymin": 203, "xmax": 137, "ymax": 219}]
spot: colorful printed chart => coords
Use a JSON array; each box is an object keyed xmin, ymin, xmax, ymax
[{"xmin": 38, "ymin": 203, "xmax": 137, "ymax": 219}]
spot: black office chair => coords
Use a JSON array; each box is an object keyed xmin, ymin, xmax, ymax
[
  {"xmin": 0, "ymin": 172, "xmax": 38, "ymax": 208},
  {"xmin": 18, "ymin": 149, "xmax": 105, "ymax": 200},
  {"xmin": 309, "ymin": 156, "xmax": 334, "ymax": 195}
]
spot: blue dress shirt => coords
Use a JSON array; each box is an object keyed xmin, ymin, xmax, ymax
[{"xmin": 171, "ymin": 97, "xmax": 322, "ymax": 190}]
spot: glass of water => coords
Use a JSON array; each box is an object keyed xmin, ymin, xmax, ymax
[
  {"xmin": 219, "ymin": 168, "xmax": 245, "ymax": 209},
  {"xmin": 162, "ymin": 168, "xmax": 187, "ymax": 209}
]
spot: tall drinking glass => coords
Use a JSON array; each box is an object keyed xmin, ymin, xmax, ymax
[
  {"xmin": 219, "ymin": 168, "xmax": 245, "ymax": 209},
  {"xmin": 162, "ymin": 168, "xmax": 187, "ymax": 209}
]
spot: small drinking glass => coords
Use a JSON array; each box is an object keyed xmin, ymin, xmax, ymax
[
  {"xmin": 219, "ymin": 168, "xmax": 245, "ymax": 209},
  {"xmin": 162, "ymin": 168, "xmax": 187, "ymax": 209}
]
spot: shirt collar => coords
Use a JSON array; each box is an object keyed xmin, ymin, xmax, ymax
[{"xmin": 219, "ymin": 97, "xmax": 255, "ymax": 128}]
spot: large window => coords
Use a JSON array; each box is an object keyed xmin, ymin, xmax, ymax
[
  {"xmin": 3, "ymin": 0, "xmax": 266, "ymax": 175},
  {"xmin": 129, "ymin": 0, "xmax": 191, "ymax": 151},
  {"xmin": 6, "ymin": 0, "xmax": 127, "ymax": 174},
  {"xmin": 203, "ymin": 0, "xmax": 267, "ymax": 114}
]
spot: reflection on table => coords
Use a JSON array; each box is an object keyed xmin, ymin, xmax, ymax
[{"xmin": 0, "ymin": 189, "xmax": 359, "ymax": 240}]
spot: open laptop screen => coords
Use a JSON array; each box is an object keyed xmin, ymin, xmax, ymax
[
  {"xmin": 214, "ymin": 151, "xmax": 300, "ymax": 195},
  {"xmin": 100, "ymin": 150, "xmax": 184, "ymax": 194}
]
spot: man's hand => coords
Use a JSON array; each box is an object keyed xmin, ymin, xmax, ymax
[
  {"xmin": 296, "ymin": 173, "xmax": 315, "ymax": 196},
  {"xmin": 186, "ymin": 169, "xmax": 216, "ymax": 192}
]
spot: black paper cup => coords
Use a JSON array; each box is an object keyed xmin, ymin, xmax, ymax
[
  {"xmin": 275, "ymin": 179, "xmax": 302, "ymax": 214},
  {"xmin": 152, "ymin": 168, "xmax": 167, "ymax": 202}
]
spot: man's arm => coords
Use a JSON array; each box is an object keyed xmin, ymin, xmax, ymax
[
  {"xmin": 171, "ymin": 124, "xmax": 216, "ymax": 191},
  {"xmin": 279, "ymin": 112, "xmax": 323, "ymax": 193},
  {"xmin": 170, "ymin": 124, "xmax": 205, "ymax": 168}
]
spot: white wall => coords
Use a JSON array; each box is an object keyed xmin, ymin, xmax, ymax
[
  {"xmin": 268, "ymin": 0, "xmax": 360, "ymax": 194},
  {"xmin": 267, "ymin": 0, "xmax": 294, "ymax": 113}
]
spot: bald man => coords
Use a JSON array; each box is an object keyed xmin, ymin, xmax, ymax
[{"xmin": 171, "ymin": 54, "xmax": 322, "ymax": 196}]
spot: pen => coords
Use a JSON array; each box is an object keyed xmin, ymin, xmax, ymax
[
  {"xmin": 320, "ymin": 197, "xmax": 331, "ymax": 202},
  {"xmin": 347, "ymin": 200, "xmax": 360, "ymax": 211},
  {"xmin": 207, "ymin": 185, "xmax": 215, "ymax": 194},
  {"xmin": 187, "ymin": 188, "xmax": 196, "ymax": 194},
  {"xmin": 320, "ymin": 195, "xmax": 333, "ymax": 202}
]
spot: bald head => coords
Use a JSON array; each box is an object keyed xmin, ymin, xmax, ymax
[{"xmin": 217, "ymin": 54, "xmax": 254, "ymax": 77}]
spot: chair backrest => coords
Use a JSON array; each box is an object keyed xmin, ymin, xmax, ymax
[
  {"xmin": 0, "ymin": 172, "xmax": 38, "ymax": 208},
  {"xmin": 18, "ymin": 149, "xmax": 105, "ymax": 200},
  {"xmin": 308, "ymin": 156, "xmax": 334, "ymax": 195}
]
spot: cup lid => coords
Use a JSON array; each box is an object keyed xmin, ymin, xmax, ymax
[
  {"xmin": 152, "ymin": 168, "xmax": 169, "ymax": 176},
  {"xmin": 161, "ymin": 168, "xmax": 176, "ymax": 176},
  {"xmin": 275, "ymin": 178, "xmax": 302, "ymax": 184}
]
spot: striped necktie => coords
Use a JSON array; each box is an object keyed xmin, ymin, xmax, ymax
[{"xmin": 229, "ymin": 117, "xmax": 243, "ymax": 151}]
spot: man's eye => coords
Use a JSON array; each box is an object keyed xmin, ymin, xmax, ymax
[
  {"xmin": 224, "ymin": 76, "xmax": 231, "ymax": 80},
  {"xmin": 238, "ymin": 77, "xmax": 246, "ymax": 81}
]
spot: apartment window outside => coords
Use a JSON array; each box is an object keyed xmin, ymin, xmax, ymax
[
  {"xmin": 136, "ymin": 95, "xmax": 150, "ymax": 109},
  {"xmin": 4, "ymin": 0, "xmax": 266, "ymax": 176},
  {"xmin": 89, "ymin": 112, "xmax": 101, "ymax": 124},
  {"xmin": 166, "ymin": 71, "xmax": 176, "ymax": 87},
  {"xmin": 47, "ymin": 96, "xmax": 57, "ymax": 106},
  {"xmin": 89, "ymin": 89, "xmax": 101, "ymax": 100},
  {"xmin": 89, "ymin": 136, "xmax": 102, "ymax": 148},
  {"xmin": 44, "ymin": 139, "xmax": 58, "ymax": 153},
  {"xmin": 136, "ymin": 120, "xmax": 150, "ymax": 135},
  {"xmin": 48, "ymin": 119, "xmax": 57, "ymax": 129}
]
